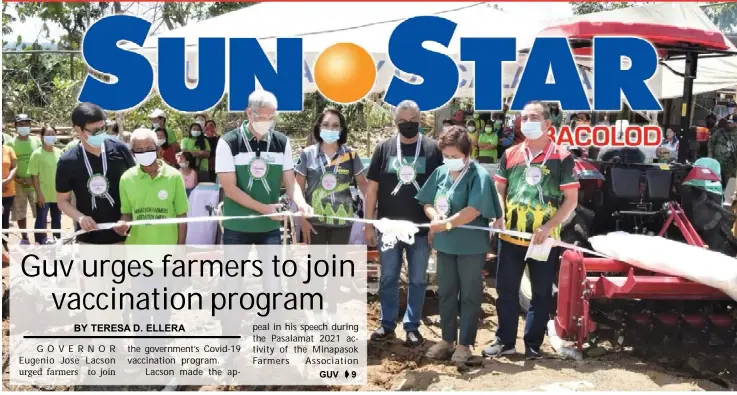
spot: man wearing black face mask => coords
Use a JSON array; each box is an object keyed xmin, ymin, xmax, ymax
[{"xmin": 365, "ymin": 100, "xmax": 443, "ymax": 347}]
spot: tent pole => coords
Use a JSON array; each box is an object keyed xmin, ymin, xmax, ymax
[{"xmin": 677, "ymin": 52, "xmax": 698, "ymax": 164}]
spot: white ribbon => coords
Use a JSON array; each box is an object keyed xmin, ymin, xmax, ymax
[
  {"xmin": 2, "ymin": 213, "xmax": 611, "ymax": 259},
  {"xmin": 392, "ymin": 134, "xmax": 422, "ymax": 195},
  {"xmin": 240, "ymin": 122, "xmax": 272, "ymax": 194},
  {"xmin": 318, "ymin": 146, "xmax": 344, "ymax": 205},
  {"xmin": 81, "ymin": 144, "xmax": 115, "ymax": 211}
]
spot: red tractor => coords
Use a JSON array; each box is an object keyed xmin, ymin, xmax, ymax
[{"xmin": 534, "ymin": 21, "xmax": 737, "ymax": 352}]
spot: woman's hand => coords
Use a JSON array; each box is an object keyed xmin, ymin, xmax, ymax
[
  {"xmin": 491, "ymin": 217, "xmax": 505, "ymax": 230},
  {"xmin": 300, "ymin": 217, "xmax": 317, "ymax": 244},
  {"xmin": 430, "ymin": 219, "xmax": 448, "ymax": 233}
]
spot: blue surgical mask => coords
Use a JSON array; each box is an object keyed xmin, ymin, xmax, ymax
[
  {"xmin": 17, "ymin": 126, "xmax": 30, "ymax": 136},
  {"xmin": 320, "ymin": 129, "xmax": 340, "ymax": 144},
  {"xmin": 43, "ymin": 136, "xmax": 57, "ymax": 145},
  {"xmin": 87, "ymin": 133, "xmax": 108, "ymax": 148},
  {"xmin": 191, "ymin": 130, "xmax": 202, "ymax": 137},
  {"xmin": 444, "ymin": 157, "xmax": 466, "ymax": 171}
]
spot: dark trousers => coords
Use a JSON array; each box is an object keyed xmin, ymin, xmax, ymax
[
  {"xmin": 2, "ymin": 196, "xmax": 14, "ymax": 251},
  {"xmin": 309, "ymin": 225, "xmax": 351, "ymax": 245},
  {"xmin": 495, "ymin": 240, "xmax": 559, "ymax": 350},
  {"xmin": 437, "ymin": 252, "xmax": 485, "ymax": 346},
  {"xmin": 34, "ymin": 202, "xmax": 62, "ymax": 244}
]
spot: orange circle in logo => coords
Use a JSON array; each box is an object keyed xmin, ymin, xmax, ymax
[{"xmin": 314, "ymin": 43, "xmax": 376, "ymax": 104}]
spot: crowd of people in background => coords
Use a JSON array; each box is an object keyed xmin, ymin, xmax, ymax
[{"xmin": 2, "ymin": 90, "xmax": 736, "ymax": 365}]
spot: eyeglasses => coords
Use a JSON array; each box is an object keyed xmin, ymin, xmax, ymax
[{"xmin": 85, "ymin": 126, "xmax": 107, "ymax": 135}]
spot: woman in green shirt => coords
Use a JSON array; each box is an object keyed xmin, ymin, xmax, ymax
[
  {"xmin": 477, "ymin": 113, "xmax": 501, "ymax": 163},
  {"xmin": 416, "ymin": 126, "xmax": 502, "ymax": 363},
  {"xmin": 181, "ymin": 122, "xmax": 211, "ymax": 182}
]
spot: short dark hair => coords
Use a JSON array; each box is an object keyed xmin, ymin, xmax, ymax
[
  {"xmin": 40, "ymin": 125, "xmax": 57, "ymax": 136},
  {"xmin": 706, "ymin": 113, "xmax": 717, "ymax": 121},
  {"xmin": 437, "ymin": 125, "xmax": 472, "ymax": 156},
  {"xmin": 442, "ymin": 118, "xmax": 453, "ymax": 125},
  {"xmin": 312, "ymin": 107, "xmax": 348, "ymax": 145},
  {"xmin": 524, "ymin": 101, "xmax": 551, "ymax": 120},
  {"xmin": 71, "ymin": 102, "xmax": 106, "ymax": 128},
  {"xmin": 108, "ymin": 121, "xmax": 120, "ymax": 135},
  {"xmin": 205, "ymin": 120, "xmax": 216, "ymax": 128}
]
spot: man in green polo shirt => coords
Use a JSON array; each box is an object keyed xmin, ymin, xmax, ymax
[
  {"xmin": 116, "ymin": 128, "xmax": 189, "ymax": 245},
  {"xmin": 215, "ymin": 89, "xmax": 313, "ymax": 246}
]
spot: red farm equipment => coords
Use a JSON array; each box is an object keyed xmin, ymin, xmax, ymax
[{"xmin": 531, "ymin": 20, "xmax": 737, "ymax": 351}]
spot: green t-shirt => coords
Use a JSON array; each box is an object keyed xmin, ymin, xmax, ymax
[
  {"xmin": 166, "ymin": 128, "xmax": 181, "ymax": 145},
  {"xmin": 28, "ymin": 147, "xmax": 62, "ymax": 203},
  {"xmin": 478, "ymin": 129, "xmax": 499, "ymax": 159},
  {"xmin": 7, "ymin": 136, "xmax": 42, "ymax": 190},
  {"xmin": 119, "ymin": 161, "xmax": 189, "ymax": 246},
  {"xmin": 181, "ymin": 137, "xmax": 211, "ymax": 171},
  {"xmin": 416, "ymin": 162, "xmax": 501, "ymax": 255}
]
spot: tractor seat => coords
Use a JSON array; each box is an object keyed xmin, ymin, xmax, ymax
[{"xmin": 609, "ymin": 168, "xmax": 641, "ymax": 200}]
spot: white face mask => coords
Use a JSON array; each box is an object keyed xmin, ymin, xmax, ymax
[
  {"xmin": 17, "ymin": 126, "xmax": 31, "ymax": 136},
  {"xmin": 521, "ymin": 121, "xmax": 544, "ymax": 140},
  {"xmin": 157, "ymin": 138, "xmax": 166, "ymax": 146},
  {"xmin": 152, "ymin": 122, "xmax": 160, "ymax": 129},
  {"xmin": 467, "ymin": 126, "xmax": 476, "ymax": 132},
  {"xmin": 251, "ymin": 121, "xmax": 272, "ymax": 137},
  {"xmin": 444, "ymin": 157, "xmax": 466, "ymax": 171},
  {"xmin": 179, "ymin": 161, "xmax": 189, "ymax": 168},
  {"xmin": 135, "ymin": 151, "xmax": 157, "ymax": 167},
  {"xmin": 196, "ymin": 120, "xmax": 205, "ymax": 127},
  {"xmin": 43, "ymin": 136, "xmax": 57, "ymax": 145}
]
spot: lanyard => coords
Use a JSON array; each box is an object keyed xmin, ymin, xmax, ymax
[
  {"xmin": 318, "ymin": 145, "xmax": 344, "ymax": 205},
  {"xmin": 522, "ymin": 143, "xmax": 554, "ymax": 204},
  {"xmin": 240, "ymin": 122, "xmax": 273, "ymax": 194},
  {"xmin": 392, "ymin": 134, "xmax": 422, "ymax": 195},
  {"xmin": 81, "ymin": 143, "xmax": 114, "ymax": 210},
  {"xmin": 445, "ymin": 163, "xmax": 470, "ymax": 198}
]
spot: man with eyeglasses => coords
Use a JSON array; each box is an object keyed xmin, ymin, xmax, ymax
[{"xmin": 56, "ymin": 102, "xmax": 135, "ymax": 245}]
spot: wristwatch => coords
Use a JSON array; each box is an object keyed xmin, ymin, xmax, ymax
[{"xmin": 445, "ymin": 220, "xmax": 453, "ymax": 231}]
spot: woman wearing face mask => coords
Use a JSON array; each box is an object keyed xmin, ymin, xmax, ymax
[
  {"xmin": 156, "ymin": 127, "xmax": 179, "ymax": 168},
  {"xmin": 466, "ymin": 117, "xmax": 481, "ymax": 160},
  {"xmin": 295, "ymin": 108, "xmax": 368, "ymax": 244},
  {"xmin": 177, "ymin": 152, "xmax": 198, "ymax": 197},
  {"xmin": 478, "ymin": 115, "xmax": 501, "ymax": 164},
  {"xmin": 29, "ymin": 126, "xmax": 62, "ymax": 244},
  {"xmin": 181, "ymin": 123, "xmax": 211, "ymax": 182},
  {"xmin": 416, "ymin": 125, "xmax": 502, "ymax": 363}
]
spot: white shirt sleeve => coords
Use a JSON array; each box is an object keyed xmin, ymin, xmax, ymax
[
  {"xmin": 282, "ymin": 138, "xmax": 295, "ymax": 171},
  {"xmin": 215, "ymin": 138, "xmax": 235, "ymax": 173}
]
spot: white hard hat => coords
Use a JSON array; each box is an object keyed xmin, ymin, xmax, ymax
[{"xmin": 149, "ymin": 109, "xmax": 166, "ymax": 119}]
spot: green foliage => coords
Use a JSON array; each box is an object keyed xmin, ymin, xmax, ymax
[
  {"xmin": 703, "ymin": 2, "xmax": 737, "ymax": 34},
  {"xmin": 569, "ymin": 2, "xmax": 650, "ymax": 15}
]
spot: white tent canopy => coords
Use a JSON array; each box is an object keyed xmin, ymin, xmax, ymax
[
  {"xmin": 125, "ymin": 2, "xmax": 547, "ymax": 98},
  {"xmin": 542, "ymin": 2, "xmax": 737, "ymax": 100},
  {"xmin": 123, "ymin": 2, "xmax": 735, "ymax": 102}
]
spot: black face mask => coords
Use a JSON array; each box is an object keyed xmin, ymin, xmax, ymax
[{"xmin": 398, "ymin": 122, "xmax": 419, "ymax": 139}]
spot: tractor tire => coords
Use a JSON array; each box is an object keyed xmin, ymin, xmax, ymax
[{"xmin": 680, "ymin": 185, "xmax": 737, "ymax": 257}]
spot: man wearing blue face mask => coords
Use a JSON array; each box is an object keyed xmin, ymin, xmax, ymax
[
  {"xmin": 29, "ymin": 126, "xmax": 62, "ymax": 244},
  {"xmin": 295, "ymin": 108, "xmax": 368, "ymax": 245},
  {"xmin": 483, "ymin": 101, "xmax": 579, "ymax": 360},
  {"xmin": 7, "ymin": 114, "xmax": 41, "ymax": 244},
  {"xmin": 56, "ymin": 102, "xmax": 135, "ymax": 245}
]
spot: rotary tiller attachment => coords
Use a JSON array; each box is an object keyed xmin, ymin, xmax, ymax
[{"xmin": 553, "ymin": 250, "xmax": 737, "ymax": 352}]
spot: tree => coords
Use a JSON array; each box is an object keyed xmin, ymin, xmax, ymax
[
  {"xmin": 702, "ymin": 2, "xmax": 737, "ymax": 34},
  {"xmin": 570, "ymin": 2, "xmax": 649, "ymax": 15}
]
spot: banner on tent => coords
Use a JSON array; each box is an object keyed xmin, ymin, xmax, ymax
[{"xmin": 173, "ymin": 51, "xmax": 662, "ymax": 102}]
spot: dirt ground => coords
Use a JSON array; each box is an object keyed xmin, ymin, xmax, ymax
[{"xmin": 2, "ymin": 208, "xmax": 736, "ymax": 391}]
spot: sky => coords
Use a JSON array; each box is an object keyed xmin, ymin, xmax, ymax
[{"xmin": 5, "ymin": 2, "xmax": 574, "ymax": 44}]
